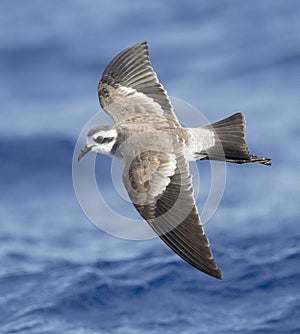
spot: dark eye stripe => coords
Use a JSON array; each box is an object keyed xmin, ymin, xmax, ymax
[{"xmin": 102, "ymin": 137, "xmax": 114, "ymax": 144}]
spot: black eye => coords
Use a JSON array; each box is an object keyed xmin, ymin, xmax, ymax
[{"xmin": 95, "ymin": 136, "xmax": 103, "ymax": 143}]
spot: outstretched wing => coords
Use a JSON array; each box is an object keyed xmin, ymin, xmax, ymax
[
  {"xmin": 122, "ymin": 136, "xmax": 222, "ymax": 279},
  {"xmin": 98, "ymin": 41, "xmax": 180, "ymax": 126}
]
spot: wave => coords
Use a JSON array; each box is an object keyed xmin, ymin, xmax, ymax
[{"xmin": 1, "ymin": 241, "xmax": 299, "ymax": 333}]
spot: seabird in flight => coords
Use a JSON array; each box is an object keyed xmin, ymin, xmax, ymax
[{"xmin": 78, "ymin": 42, "xmax": 271, "ymax": 279}]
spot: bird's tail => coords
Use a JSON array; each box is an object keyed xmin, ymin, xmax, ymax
[{"xmin": 200, "ymin": 113, "xmax": 271, "ymax": 165}]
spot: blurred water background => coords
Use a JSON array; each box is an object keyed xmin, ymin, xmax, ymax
[{"xmin": 1, "ymin": 1, "xmax": 300, "ymax": 333}]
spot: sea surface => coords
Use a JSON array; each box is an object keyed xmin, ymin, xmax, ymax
[{"xmin": 1, "ymin": 1, "xmax": 300, "ymax": 333}]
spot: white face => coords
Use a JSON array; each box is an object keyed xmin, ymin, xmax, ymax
[{"xmin": 87, "ymin": 128, "xmax": 118, "ymax": 156}]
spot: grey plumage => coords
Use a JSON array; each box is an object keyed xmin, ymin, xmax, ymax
[
  {"xmin": 98, "ymin": 41, "xmax": 179, "ymax": 124},
  {"xmin": 79, "ymin": 41, "xmax": 271, "ymax": 279}
]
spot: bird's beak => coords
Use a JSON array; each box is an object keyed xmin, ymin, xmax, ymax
[{"xmin": 78, "ymin": 145, "xmax": 93, "ymax": 162}]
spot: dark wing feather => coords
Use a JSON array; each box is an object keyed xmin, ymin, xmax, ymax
[
  {"xmin": 122, "ymin": 138, "xmax": 222, "ymax": 279},
  {"xmin": 98, "ymin": 41, "xmax": 179, "ymax": 125}
]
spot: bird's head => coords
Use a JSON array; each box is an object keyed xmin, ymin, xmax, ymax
[{"xmin": 78, "ymin": 125, "xmax": 118, "ymax": 162}]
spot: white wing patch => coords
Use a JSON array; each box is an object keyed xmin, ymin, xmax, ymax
[
  {"xmin": 99, "ymin": 84, "xmax": 168, "ymax": 124},
  {"xmin": 117, "ymin": 86, "xmax": 165, "ymax": 116}
]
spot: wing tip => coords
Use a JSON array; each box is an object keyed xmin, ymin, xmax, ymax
[
  {"xmin": 127, "ymin": 40, "xmax": 148, "ymax": 54},
  {"xmin": 213, "ymin": 269, "xmax": 223, "ymax": 280},
  {"xmin": 138, "ymin": 40, "xmax": 148, "ymax": 47},
  {"xmin": 200, "ymin": 265, "xmax": 223, "ymax": 280}
]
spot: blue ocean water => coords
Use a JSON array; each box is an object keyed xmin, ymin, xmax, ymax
[{"xmin": 1, "ymin": 1, "xmax": 300, "ymax": 333}]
